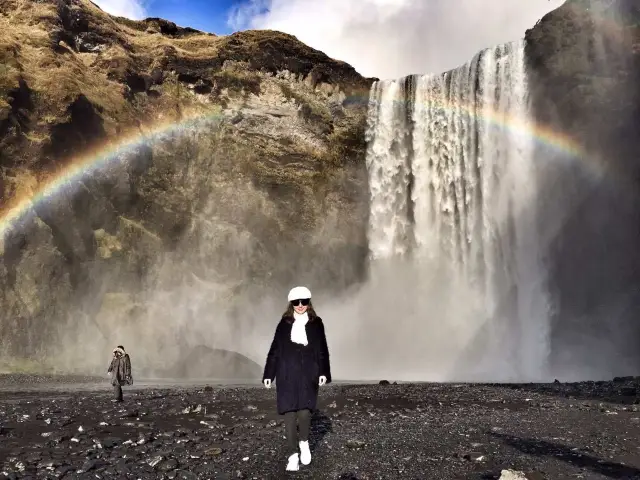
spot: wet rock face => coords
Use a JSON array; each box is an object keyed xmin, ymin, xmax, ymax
[
  {"xmin": 0, "ymin": 0, "xmax": 374, "ymax": 368},
  {"xmin": 45, "ymin": 94, "xmax": 107, "ymax": 158},
  {"xmin": 525, "ymin": 0, "xmax": 640, "ymax": 373},
  {"xmin": 159, "ymin": 346, "xmax": 262, "ymax": 380},
  {"xmin": 0, "ymin": 94, "xmax": 371, "ymax": 366}
]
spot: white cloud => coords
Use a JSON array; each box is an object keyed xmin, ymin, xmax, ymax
[
  {"xmin": 91, "ymin": 0, "xmax": 148, "ymax": 20},
  {"xmin": 228, "ymin": 0, "xmax": 566, "ymax": 79}
]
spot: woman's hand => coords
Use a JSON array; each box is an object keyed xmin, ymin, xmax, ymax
[
  {"xmin": 263, "ymin": 379, "xmax": 272, "ymax": 388},
  {"xmin": 319, "ymin": 376, "xmax": 327, "ymax": 386}
]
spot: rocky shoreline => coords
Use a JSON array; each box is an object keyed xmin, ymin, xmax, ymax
[{"xmin": 1, "ymin": 377, "xmax": 640, "ymax": 479}]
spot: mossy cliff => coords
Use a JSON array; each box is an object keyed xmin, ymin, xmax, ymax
[{"xmin": 0, "ymin": 0, "xmax": 375, "ymax": 371}]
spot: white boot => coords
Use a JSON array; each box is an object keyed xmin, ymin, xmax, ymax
[
  {"xmin": 285, "ymin": 453, "xmax": 299, "ymax": 471},
  {"xmin": 299, "ymin": 440, "xmax": 311, "ymax": 465}
]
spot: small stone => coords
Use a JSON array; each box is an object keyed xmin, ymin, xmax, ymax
[
  {"xmin": 137, "ymin": 433, "xmax": 155, "ymax": 445},
  {"xmin": 346, "ymin": 439, "xmax": 366, "ymax": 449},
  {"xmin": 37, "ymin": 459, "xmax": 58, "ymax": 469},
  {"xmin": 102, "ymin": 437, "xmax": 121, "ymax": 448},
  {"xmin": 55, "ymin": 465, "xmax": 74, "ymax": 476},
  {"xmin": 499, "ymin": 470, "xmax": 528, "ymax": 480},
  {"xmin": 159, "ymin": 458, "xmax": 179, "ymax": 471},
  {"xmin": 204, "ymin": 447, "xmax": 224, "ymax": 456},
  {"xmin": 81, "ymin": 459, "xmax": 105, "ymax": 473}
]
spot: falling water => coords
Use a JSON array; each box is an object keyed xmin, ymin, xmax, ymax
[
  {"xmin": 365, "ymin": 40, "xmax": 551, "ymax": 379},
  {"xmin": 365, "ymin": 78, "xmax": 414, "ymax": 260}
]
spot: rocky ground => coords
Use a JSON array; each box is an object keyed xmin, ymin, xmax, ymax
[{"xmin": 2, "ymin": 376, "xmax": 640, "ymax": 479}]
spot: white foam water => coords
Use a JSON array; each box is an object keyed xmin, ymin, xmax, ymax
[{"xmin": 365, "ymin": 39, "xmax": 551, "ymax": 380}]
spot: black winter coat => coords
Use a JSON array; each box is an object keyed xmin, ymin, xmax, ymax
[{"xmin": 263, "ymin": 315, "xmax": 332, "ymax": 415}]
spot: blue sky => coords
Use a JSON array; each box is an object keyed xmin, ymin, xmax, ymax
[
  {"xmin": 92, "ymin": 0, "xmax": 255, "ymax": 34},
  {"xmin": 145, "ymin": 0, "xmax": 244, "ymax": 34}
]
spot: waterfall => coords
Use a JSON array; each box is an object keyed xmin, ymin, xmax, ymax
[
  {"xmin": 365, "ymin": 40, "xmax": 551, "ymax": 380},
  {"xmin": 365, "ymin": 78, "xmax": 414, "ymax": 259}
]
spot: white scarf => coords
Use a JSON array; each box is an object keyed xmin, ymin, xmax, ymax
[{"xmin": 290, "ymin": 312, "xmax": 309, "ymax": 346}]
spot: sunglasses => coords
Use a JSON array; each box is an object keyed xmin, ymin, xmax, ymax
[{"xmin": 291, "ymin": 298, "xmax": 310, "ymax": 306}]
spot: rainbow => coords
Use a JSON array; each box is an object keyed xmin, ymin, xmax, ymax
[
  {"xmin": 369, "ymin": 91, "xmax": 586, "ymax": 159},
  {"xmin": 2, "ymin": 0, "xmax": 630, "ymax": 239},
  {"xmin": 0, "ymin": 108, "xmax": 226, "ymax": 238},
  {"xmin": 0, "ymin": 89, "xmax": 590, "ymax": 239}
]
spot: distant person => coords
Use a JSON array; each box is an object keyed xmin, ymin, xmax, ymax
[
  {"xmin": 262, "ymin": 286, "xmax": 332, "ymax": 471},
  {"xmin": 107, "ymin": 345, "xmax": 133, "ymax": 402}
]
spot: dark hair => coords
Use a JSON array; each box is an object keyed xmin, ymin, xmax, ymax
[
  {"xmin": 117, "ymin": 345, "xmax": 124, "ymax": 350},
  {"xmin": 282, "ymin": 300, "xmax": 318, "ymax": 323}
]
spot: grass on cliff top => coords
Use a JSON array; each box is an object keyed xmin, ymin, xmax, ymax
[
  {"xmin": 0, "ymin": 0, "xmax": 132, "ymax": 128},
  {"xmin": 116, "ymin": 20, "xmax": 222, "ymax": 58},
  {"xmin": 0, "ymin": 0, "xmax": 328, "ymax": 132}
]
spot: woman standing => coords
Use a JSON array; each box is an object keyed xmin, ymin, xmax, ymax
[{"xmin": 263, "ymin": 286, "xmax": 332, "ymax": 471}]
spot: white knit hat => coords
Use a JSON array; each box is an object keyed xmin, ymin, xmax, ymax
[{"xmin": 288, "ymin": 286, "xmax": 311, "ymax": 302}]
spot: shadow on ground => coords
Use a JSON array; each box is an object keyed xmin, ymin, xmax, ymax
[
  {"xmin": 310, "ymin": 409, "xmax": 333, "ymax": 453},
  {"xmin": 490, "ymin": 432, "xmax": 640, "ymax": 479}
]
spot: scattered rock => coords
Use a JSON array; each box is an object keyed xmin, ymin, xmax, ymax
[
  {"xmin": 345, "ymin": 439, "xmax": 366, "ymax": 449},
  {"xmin": 101, "ymin": 437, "xmax": 121, "ymax": 449},
  {"xmin": 159, "ymin": 458, "xmax": 179, "ymax": 471},
  {"xmin": 2, "ymin": 374, "xmax": 640, "ymax": 478},
  {"xmin": 499, "ymin": 470, "xmax": 528, "ymax": 480},
  {"xmin": 147, "ymin": 455, "xmax": 164, "ymax": 468},
  {"xmin": 81, "ymin": 459, "xmax": 106, "ymax": 473}
]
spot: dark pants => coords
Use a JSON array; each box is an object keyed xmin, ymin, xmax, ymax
[
  {"xmin": 113, "ymin": 384, "xmax": 123, "ymax": 401},
  {"xmin": 284, "ymin": 409, "xmax": 311, "ymax": 454}
]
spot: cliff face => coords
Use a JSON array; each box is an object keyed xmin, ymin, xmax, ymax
[
  {"xmin": 525, "ymin": 0, "xmax": 640, "ymax": 374},
  {"xmin": 0, "ymin": 0, "xmax": 374, "ymax": 372},
  {"xmin": 6, "ymin": 0, "xmax": 639, "ymax": 377}
]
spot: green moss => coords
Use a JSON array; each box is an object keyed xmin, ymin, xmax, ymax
[
  {"xmin": 327, "ymin": 117, "xmax": 367, "ymax": 166},
  {"xmin": 119, "ymin": 216, "xmax": 162, "ymax": 244},
  {"xmin": 212, "ymin": 70, "xmax": 262, "ymax": 97},
  {"xmin": 278, "ymin": 82, "xmax": 332, "ymax": 132}
]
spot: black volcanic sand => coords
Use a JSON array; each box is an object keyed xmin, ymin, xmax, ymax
[{"xmin": 2, "ymin": 376, "xmax": 640, "ymax": 479}]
